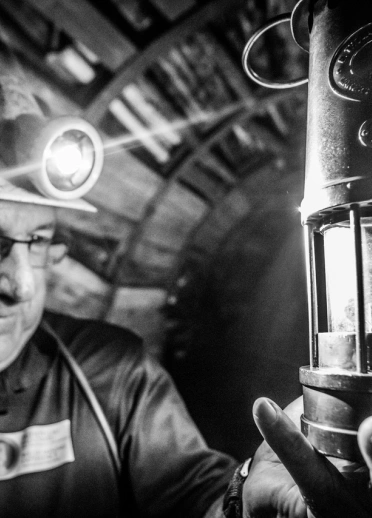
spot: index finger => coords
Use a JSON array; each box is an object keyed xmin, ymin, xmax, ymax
[
  {"xmin": 358, "ymin": 416, "xmax": 372, "ymax": 475},
  {"xmin": 253, "ymin": 397, "xmax": 370, "ymax": 518}
]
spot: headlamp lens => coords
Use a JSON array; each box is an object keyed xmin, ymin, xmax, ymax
[{"xmin": 44, "ymin": 129, "xmax": 95, "ymax": 191}]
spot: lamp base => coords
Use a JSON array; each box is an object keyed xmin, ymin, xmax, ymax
[{"xmin": 300, "ymin": 366, "xmax": 372, "ymax": 462}]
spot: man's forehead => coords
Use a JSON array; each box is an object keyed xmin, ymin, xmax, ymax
[{"xmin": 0, "ymin": 201, "xmax": 56, "ymax": 232}]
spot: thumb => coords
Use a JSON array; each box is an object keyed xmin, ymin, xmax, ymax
[
  {"xmin": 358, "ymin": 416, "xmax": 372, "ymax": 478},
  {"xmin": 253, "ymin": 397, "xmax": 370, "ymax": 518},
  {"xmin": 252, "ymin": 397, "xmax": 326, "ymax": 489}
]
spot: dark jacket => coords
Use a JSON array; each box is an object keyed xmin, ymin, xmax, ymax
[{"xmin": 0, "ymin": 312, "xmax": 236, "ymax": 517}]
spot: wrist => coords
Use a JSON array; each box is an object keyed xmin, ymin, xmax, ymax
[{"xmin": 222, "ymin": 458, "xmax": 252, "ymax": 518}]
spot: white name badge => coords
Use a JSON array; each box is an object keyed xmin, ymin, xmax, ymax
[{"xmin": 0, "ymin": 420, "xmax": 75, "ymax": 480}]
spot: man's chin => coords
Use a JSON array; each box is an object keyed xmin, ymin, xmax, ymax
[
  {"xmin": 0, "ymin": 314, "xmax": 17, "ymax": 332},
  {"xmin": 0, "ymin": 330, "xmax": 31, "ymax": 372}
]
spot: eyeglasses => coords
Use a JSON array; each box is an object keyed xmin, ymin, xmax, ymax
[{"xmin": 0, "ymin": 235, "xmax": 67, "ymax": 268}]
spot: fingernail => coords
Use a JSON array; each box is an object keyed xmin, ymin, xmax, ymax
[{"xmin": 253, "ymin": 398, "xmax": 278, "ymax": 426}]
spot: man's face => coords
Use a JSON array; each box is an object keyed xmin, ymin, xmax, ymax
[{"xmin": 0, "ymin": 201, "xmax": 56, "ymax": 371}]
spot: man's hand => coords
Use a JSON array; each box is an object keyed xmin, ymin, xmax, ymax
[{"xmin": 242, "ymin": 397, "xmax": 372, "ymax": 518}]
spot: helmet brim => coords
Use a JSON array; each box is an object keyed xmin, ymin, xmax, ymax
[{"xmin": 0, "ymin": 177, "xmax": 96, "ymax": 212}]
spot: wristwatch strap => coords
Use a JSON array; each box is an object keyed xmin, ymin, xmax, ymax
[{"xmin": 223, "ymin": 458, "xmax": 252, "ymax": 518}]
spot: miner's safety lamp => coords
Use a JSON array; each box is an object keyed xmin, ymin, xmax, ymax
[{"xmin": 243, "ymin": 0, "xmax": 372, "ymax": 461}]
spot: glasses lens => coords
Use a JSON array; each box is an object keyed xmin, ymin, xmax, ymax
[
  {"xmin": 0, "ymin": 236, "xmax": 13, "ymax": 261},
  {"xmin": 29, "ymin": 238, "xmax": 51, "ymax": 267},
  {"xmin": 0, "ymin": 236, "xmax": 64, "ymax": 268}
]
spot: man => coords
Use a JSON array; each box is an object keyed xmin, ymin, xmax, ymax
[
  {"xmin": 0, "ymin": 180, "xmax": 238, "ymax": 518},
  {"xmin": 0, "ymin": 178, "xmax": 241, "ymax": 517},
  {"xmin": 0, "ymin": 47, "xmax": 238, "ymax": 516}
]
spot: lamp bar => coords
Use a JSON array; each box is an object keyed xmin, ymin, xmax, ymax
[
  {"xmin": 350, "ymin": 204, "xmax": 368, "ymax": 374},
  {"xmin": 304, "ymin": 223, "xmax": 318, "ymax": 369}
]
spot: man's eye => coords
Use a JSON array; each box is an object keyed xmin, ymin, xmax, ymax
[{"xmin": 31, "ymin": 235, "xmax": 51, "ymax": 245}]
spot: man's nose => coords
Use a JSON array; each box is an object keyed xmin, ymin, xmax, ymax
[{"xmin": 0, "ymin": 244, "xmax": 35, "ymax": 301}]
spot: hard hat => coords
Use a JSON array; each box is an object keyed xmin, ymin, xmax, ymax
[{"xmin": 0, "ymin": 42, "xmax": 103, "ymax": 212}]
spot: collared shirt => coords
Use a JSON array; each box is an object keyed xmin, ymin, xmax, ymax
[
  {"xmin": 0, "ymin": 312, "xmax": 236, "ymax": 517},
  {"xmin": 0, "ymin": 325, "xmax": 58, "ymax": 413}
]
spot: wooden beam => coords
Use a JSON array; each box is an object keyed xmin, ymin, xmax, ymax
[
  {"xmin": 24, "ymin": 0, "xmax": 137, "ymax": 71},
  {"xmin": 85, "ymin": 0, "xmax": 247, "ymax": 123},
  {"xmin": 150, "ymin": 0, "xmax": 196, "ymax": 21}
]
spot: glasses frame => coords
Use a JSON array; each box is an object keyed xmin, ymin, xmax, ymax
[{"xmin": 0, "ymin": 234, "xmax": 66, "ymax": 268}]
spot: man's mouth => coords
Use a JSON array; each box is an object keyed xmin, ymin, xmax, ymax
[{"xmin": 0, "ymin": 312, "xmax": 16, "ymax": 320}]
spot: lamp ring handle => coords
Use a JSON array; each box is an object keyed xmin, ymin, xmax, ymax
[{"xmin": 241, "ymin": 12, "xmax": 308, "ymax": 89}]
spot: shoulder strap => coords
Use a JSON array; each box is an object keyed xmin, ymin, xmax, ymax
[{"xmin": 41, "ymin": 320, "xmax": 121, "ymax": 477}]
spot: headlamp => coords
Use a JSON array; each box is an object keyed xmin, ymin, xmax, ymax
[
  {"xmin": 29, "ymin": 117, "xmax": 103, "ymax": 200},
  {"xmin": 243, "ymin": 0, "xmax": 372, "ymax": 462},
  {"xmin": 1, "ymin": 115, "xmax": 103, "ymax": 203}
]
